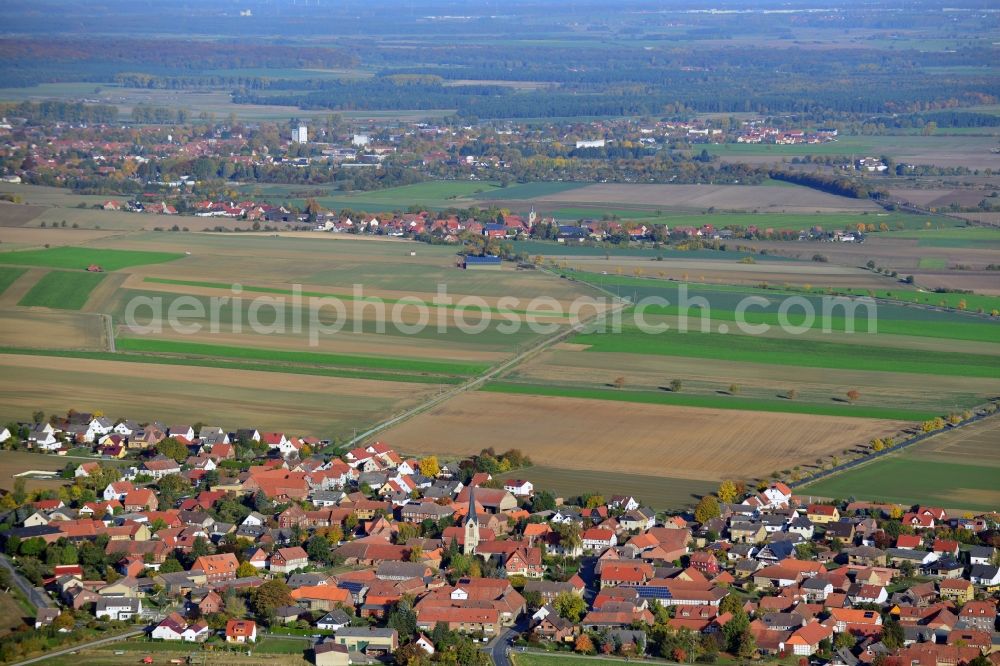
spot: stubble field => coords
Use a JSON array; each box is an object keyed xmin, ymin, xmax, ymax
[
  {"xmin": 521, "ymin": 183, "xmax": 882, "ymax": 213},
  {"xmin": 382, "ymin": 390, "xmax": 909, "ymax": 482},
  {"xmin": 0, "ymin": 353, "xmax": 448, "ymax": 439}
]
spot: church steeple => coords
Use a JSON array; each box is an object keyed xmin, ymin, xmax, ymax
[{"xmin": 463, "ymin": 484, "xmax": 480, "ymax": 555}]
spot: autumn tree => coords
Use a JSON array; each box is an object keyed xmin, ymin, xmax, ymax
[
  {"xmin": 786, "ymin": 389, "xmax": 798, "ymax": 400},
  {"xmin": 694, "ymin": 495, "xmax": 720, "ymax": 523},
  {"xmin": 53, "ymin": 612, "xmax": 76, "ymax": 631},
  {"xmin": 737, "ymin": 630, "xmax": 757, "ymax": 659},
  {"xmin": 418, "ymin": 456, "xmax": 441, "ymax": 478},
  {"xmin": 236, "ymin": 561, "xmax": 259, "ymax": 578},
  {"xmin": 575, "ymin": 634, "xmax": 596, "ymax": 655},
  {"xmin": 612, "ymin": 376, "xmax": 626, "ymax": 389},
  {"xmin": 252, "ymin": 579, "xmax": 292, "ymax": 619},
  {"xmin": 846, "ymin": 389, "xmax": 860, "ymax": 403},
  {"xmin": 717, "ymin": 480, "xmax": 738, "ymax": 504},
  {"xmin": 554, "ymin": 591, "xmax": 587, "ymax": 622}
]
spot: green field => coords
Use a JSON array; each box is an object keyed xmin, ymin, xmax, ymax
[
  {"xmin": 0, "ymin": 266, "xmax": 27, "ymax": 296},
  {"xmin": 116, "ymin": 337, "xmax": 491, "ymax": 377},
  {"xmin": 801, "ymin": 415, "xmax": 1000, "ymax": 511},
  {"xmin": 574, "ymin": 325, "xmax": 999, "ymax": 378},
  {"xmin": 565, "ymin": 272, "xmax": 1000, "ymax": 342},
  {"xmin": 801, "ymin": 457, "xmax": 999, "ymax": 512},
  {"xmin": 0, "ymin": 346, "xmax": 464, "ymax": 385},
  {"xmin": 918, "ymin": 257, "xmax": 947, "ymax": 269},
  {"xmin": 474, "ymin": 181, "xmax": 588, "ymax": 200},
  {"xmin": 0, "ymin": 247, "xmax": 184, "ymax": 271},
  {"xmin": 483, "ymin": 382, "xmax": 937, "ymax": 421},
  {"xmin": 18, "ymin": 270, "xmax": 106, "ymax": 309},
  {"xmin": 893, "ymin": 227, "xmax": 1000, "ymax": 249}
]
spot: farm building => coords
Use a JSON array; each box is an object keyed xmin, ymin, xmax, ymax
[{"xmin": 463, "ymin": 255, "xmax": 502, "ymax": 270}]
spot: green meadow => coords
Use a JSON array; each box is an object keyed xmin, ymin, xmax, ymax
[
  {"xmin": 18, "ymin": 270, "xmax": 106, "ymax": 310},
  {"xmin": 0, "ymin": 247, "xmax": 184, "ymax": 271}
]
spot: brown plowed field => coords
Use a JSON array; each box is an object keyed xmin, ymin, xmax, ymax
[{"xmin": 381, "ymin": 391, "xmax": 907, "ymax": 482}]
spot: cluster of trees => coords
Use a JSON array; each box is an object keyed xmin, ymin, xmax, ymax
[
  {"xmin": 465, "ymin": 447, "xmax": 532, "ymax": 476},
  {"xmin": 394, "ymin": 620, "xmax": 491, "ymax": 665},
  {"xmin": 130, "ymin": 104, "xmax": 190, "ymax": 124},
  {"xmin": 3, "ymin": 101, "xmax": 117, "ymax": 124},
  {"xmin": 769, "ymin": 169, "xmax": 883, "ymax": 199}
]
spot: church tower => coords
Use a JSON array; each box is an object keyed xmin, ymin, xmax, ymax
[{"xmin": 463, "ymin": 485, "xmax": 480, "ymax": 555}]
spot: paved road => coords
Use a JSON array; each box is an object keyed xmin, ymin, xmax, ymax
[
  {"xmin": 486, "ymin": 626, "xmax": 521, "ymax": 666},
  {"xmin": 0, "ymin": 554, "xmax": 53, "ymax": 610},
  {"xmin": 10, "ymin": 628, "xmax": 144, "ymax": 666}
]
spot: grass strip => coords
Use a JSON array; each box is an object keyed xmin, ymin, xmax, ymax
[
  {"xmin": 0, "ymin": 347, "xmax": 461, "ymax": 385},
  {"xmin": 483, "ymin": 381, "xmax": 936, "ymax": 421}
]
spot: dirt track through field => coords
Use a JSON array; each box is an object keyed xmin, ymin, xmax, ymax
[
  {"xmin": 382, "ymin": 391, "xmax": 908, "ymax": 482},
  {"xmin": 0, "ymin": 267, "xmax": 45, "ymax": 306}
]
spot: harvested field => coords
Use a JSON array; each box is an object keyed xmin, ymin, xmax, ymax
[
  {"xmin": 382, "ymin": 391, "xmax": 908, "ymax": 482},
  {"xmin": 0, "ymin": 202, "xmax": 46, "ymax": 227},
  {"xmin": 888, "ymin": 188, "xmax": 992, "ymax": 209},
  {"xmin": 0, "ymin": 450, "xmax": 73, "ymax": 492},
  {"xmin": 0, "ymin": 353, "xmax": 447, "ymax": 439},
  {"xmin": 901, "ymin": 414, "xmax": 1000, "ymax": 468},
  {"xmin": 0, "ymin": 309, "xmax": 106, "ymax": 350},
  {"xmin": 526, "ymin": 183, "xmax": 881, "ymax": 213},
  {"xmin": 0, "ymin": 226, "xmax": 125, "ymax": 248},
  {"xmin": 747, "ymin": 233, "xmax": 1000, "ymax": 264},
  {"xmin": 555, "ymin": 256, "xmax": 890, "ymax": 289}
]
